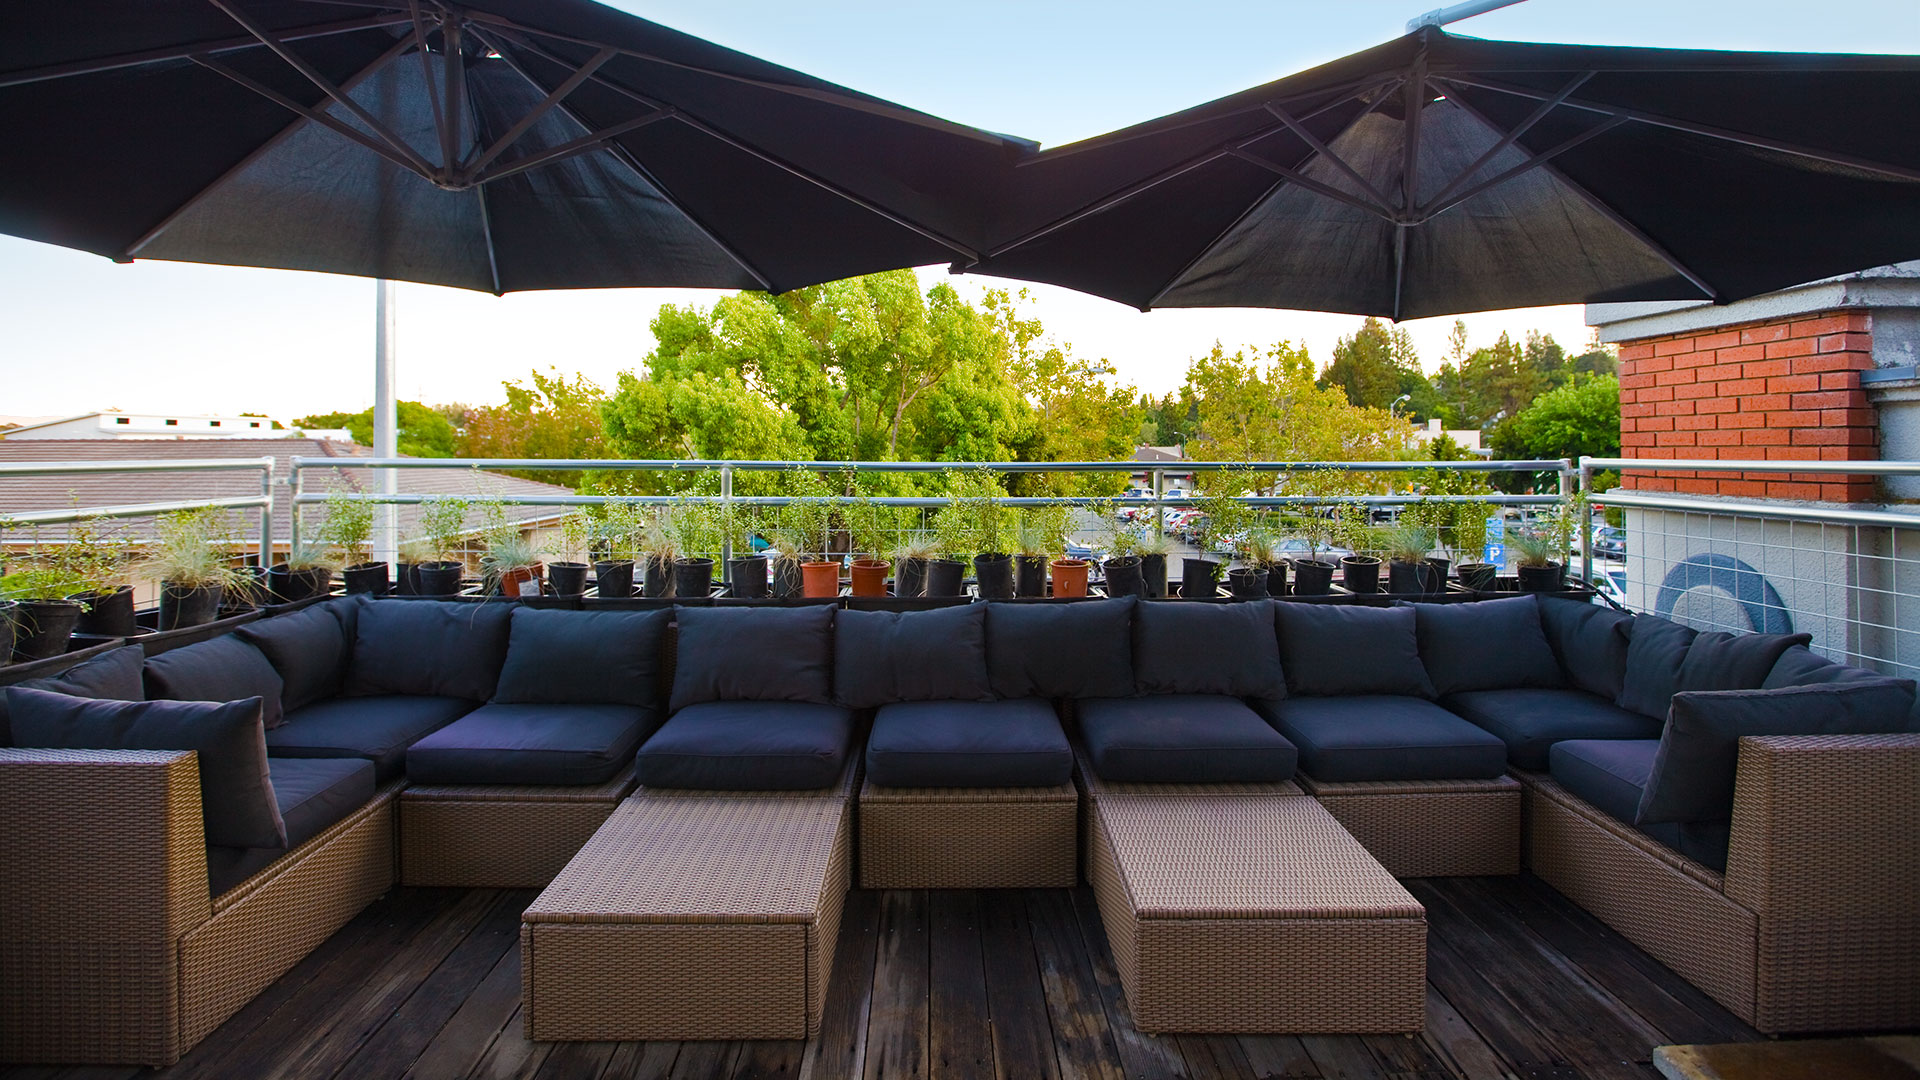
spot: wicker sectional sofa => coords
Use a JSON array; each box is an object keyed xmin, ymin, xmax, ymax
[{"xmin": 1, "ymin": 591, "xmax": 1915, "ymax": 1062}]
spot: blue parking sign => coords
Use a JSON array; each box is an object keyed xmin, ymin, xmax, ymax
[{"xmin": 1485, "ymin": 541, "xmax": 1505, "ymax": 565}]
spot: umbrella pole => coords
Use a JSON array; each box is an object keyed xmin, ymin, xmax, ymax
[{"xmin": 374, "ymin": 278, "xmax": 399, "ymax": 568}]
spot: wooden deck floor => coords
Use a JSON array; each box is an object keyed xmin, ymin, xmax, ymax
[{"xmin": 3, "ymin": 874, "xmax": 1759, "ymax": 1080}]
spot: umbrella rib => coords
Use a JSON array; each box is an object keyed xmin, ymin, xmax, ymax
[
  {"xmin": 474, "ymin": 186, "xmax": 503, "ymax": 294},
  {"xmin": 469, "ymin": 111, "xmax": 678, "ymax": 186},
  {"xmin": 128, "ymin": 34, "xmax": 417, "ymax": 260},
  {"xmin": 1142, "ymin": 173, "xmax": 1291, "ymax": 309},
  {"xmin": 1229, "ymin": 148, "xmax": 1399, "ymax": 223},
  {"xmin": 462, "ymin": 46, "xmax": 618, "ymax": 179},
  {"xmin": 0, "ymin": 13, "xmax": 410, "ymax": 89},
  {"xmin": 1442, "ymin": 75, "xmax": 1920, "ymax": 183},
  {"xmin": 1444, "ymin": 92, "xmax": 1718, "ymax": 300},
  {"xmin": 204, "ymin": 0, "xmax": 438, "ymax": 179},
  {"xmin": 1262, "ymin": 101, "xmax": 1395, "ymax": 211},
  {"xmin": 1027, "ymin": 74, "xmax": 1402, "ymax": 164},
  {"xmin": 406, "ymin": 0, "xmax": 451, "ymax": 171},
  {"xmin": 1415, "ymin": 113, "xmax": 1630, "ymax": 222},
  {"xmin": 1420, "ymin": 71, "xmax": 1593, "ymax": 212},
  {"xmin": 190, "ymin": 53, "xmax": 428, "ymax": 179}
]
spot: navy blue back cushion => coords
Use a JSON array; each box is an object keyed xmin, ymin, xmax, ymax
[
  {"xmin": 1537, "ymin": 597, "xmax": 1633, "ymax": 700},
  {"xmin": 1133, "ymin": 600, "xmax": 1284, "ymax": 698},
  {"xmin": 6, "ymin": 686, "xmax": 286, "ymax": 849},
  {"xmin": 349, "ymin": 600, "xmax": 510, "ymax": 702},
  {"xmin": 0, "ymin": 644, "xmax": 144, "ymax": 745},
  {"xmin": 669, "ymin": 605, "xmax": 834, "ymax": 712},
  {"xmin": 1675, "ymin": 631, "xmax": 1813, "ymax": 694},
  {"xmin": 1413, "ymin": 596, "xmax": 1562, "ymax": 697},
  {"xmin": 237, "ymin": 597, "xmax": 360, "ymax": 711},
  {"xmin": 1761, "ymin": 646, "xmax": 1880, "ymax": 690},
  {"xmin": 143, "ymin": 634, "xmax": 287, "ymax": 729},
  {"xmin": 835, "ymin": 604, "xmax": 992, "ymax": 709},
  {"xmin": 1615, "ymin": 615, "xmax": 1697, "ymax": 720},
  {"xmin": 493, "ymin": 608, "xmax": 668, "ymax": 708},
  {"xmin": 1274, "ymin": 603, "xmax": 1435, "ymax": 698},
  {"xmin": 985, "ymin": 598, "xmax": 1134, "ymax": 700}
]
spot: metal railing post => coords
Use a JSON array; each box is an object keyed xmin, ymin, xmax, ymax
[
  {"xmin": 263, "ymin": 461, "xmax": 278, "ymax": 568},
  {"xmin": 1557, "ymin": 460, "xmax": 1574, "ymax": 579},
  {"xmin": 720, "ymin": 464, "xmax": 733, "ymax": 585},
  {"xmin": 1153, "ymin": 468, "xmax": 1165, "ymax": 541},
  {"xmin": 1578, "ymin": 456, "xmax": 1594, "ymax": 588}
]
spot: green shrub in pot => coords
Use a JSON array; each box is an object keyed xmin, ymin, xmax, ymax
[{"xmin": 143, "ymin": 506, "xmax": 257, "ymax": 628}]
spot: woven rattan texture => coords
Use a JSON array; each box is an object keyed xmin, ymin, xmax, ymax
[
  {"xmin": 857, "ymin": 781, "xmax": 1079, "ymax": 888},
  {"xmin": 524, "ymin": 922, "xmax": 809, "ymax": 1040},
  {"xmin": 181, "ymin": 785, "xmax": 397, "ymax": 1048},
  {"xmin": 0, "ymin": 749, "xmax": 209, "ymax": 1065},
  {"xmin": 400, "ymin": 798, "xmax": 619, "ymax": 888},
  {"xmin": 1523, "ymin": 777, "xmax": 1758, "ymax": 1023},
  {"xmin": 1074, "ymin": 749, "xmax": 1305, "ymax": 798},
  {"xmin": 401, "ymin": 765, "xmax": 638, "ymax": 803},
  {"xmin": 1088, "ymin": 802, "xmax": 1425, "ymax": 1033},
  {"xmin": 1724, "ymin": 734, "xmax": 1920, "ymax": 1034},
  {"xmin": 1295, "ymin": 774, "xmax": 1522, "ymax": 796},
  {"xmin": 635, "ymin": 757, "xmax": 860, "ymax": 801},
  {"xmin": 1312, "ymin": 786, "xmax": 1522, "ymax": 878}
]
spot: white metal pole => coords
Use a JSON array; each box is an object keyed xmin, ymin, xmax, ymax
[
  {"xmin": 374, "ymin": 279, "xmax": 400, "ymax": 567},
  {"xmin": 1407, "ymin": 0, "xmax": 1529, "ymax": 32}
]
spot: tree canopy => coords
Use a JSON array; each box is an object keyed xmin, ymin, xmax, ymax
[{"xmin": 294, "ymin": 401, "xmax": 455, "ymax": 458}]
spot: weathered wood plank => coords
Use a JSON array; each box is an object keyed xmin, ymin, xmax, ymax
[
  {"xmin": 1024, "ymin": 890, "xmax": 1125, "ymax": 1080},
  {"xmin": 730, "ymin": 1040, "xmax": 804, "ymax": 1079},
  {"xmin": 465, "ymin": 1003, "xmax": 554, "ymax": 1080},
  {"xmin": 927, "ymin": 891, "xmax": 993, "ymax": 1080},
  {"xmin": 1065, "ymin": 886, "xmax": 1191, "ymax": 1080},
  {"xmin": 402, "ymin": 946, "xmax": 526, "ymax": 1080},
  {"xmin": 1420, "ymin": 921, "xmax": 1571, "ymax": 1078},
  {"xmin": 602, "ymin": 1042, "xmax": 681, "ymax": 1080},
  {"xmin": 1176, "ymin": 1036, "xmax": 1259, "ymax": 1080},
  {"xmin": 798, "ymin": 889, "xmax": 881, "ymax": 1080},
  {"xmin": 668, "ymin": 1041, "xmax": 740, "ymax": 1080},
  {"xmin": 1416, "ymin": 986, "xmax": 1515, "ymax": 1080},
  {"xmin": 977, "ymin": 890, "xmax": 1059, "ymax": 1080},
  {"xmin": 863, "ymin": 890, "xmax": 929, "ymax": 1080},
  {"xmin": 1297, "ymin": 1036, "xmax": 1391, "ymax": 1079},
  {"xmin": 1236, "ymin": 1036, "xmax": 1322, "ymax": 1080},
  {"xmin": 1359, "ymin": 1031, "xmax": 1454, "ymax": 1080},
  {"xmin": 532, "ymin": 1040, "xmax": 616, "ymax": 1079}
]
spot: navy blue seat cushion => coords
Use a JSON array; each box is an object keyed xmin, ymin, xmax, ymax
[
  {"xmin": 1133, "ymin": 599, "xmax": 1284, "ymax": 699},
  {"xmin": 1274, "ymin": 603, "xmax": 1436, "ymax": 698},
  {"xmin": 669, "ymin": 606, "xmax": 834, "ymax": 712},
  {"xmin": 985, "ymin": 598, "xmax": 1134, "ymax": 700},
  {"xmin": 0, "ymin": 644, "xmax": 143, "ymax": 745},
  {"xmin": 1674, "ymin": 631, "xmax": 1813, "ymax": 694},
  {"xmin": 1442, "ymin": 687, "xmax": 1663, "ymax": 771},
  {"xmin": 143, "ymin": 633, "xmax": 287, "ymax": 729},
  {"xmin": 1077, "ymin": 694, "xmax": 1297, "ymax": 784},
  {"xmin": 1548, "ymin": 739, "xmax": 1730, "ymax": 872},
  {"xmin": 836, "ymin": 605, "xmax": 992, "ymax": 709},
  {"xmin": 236, "ymin": 597, "xmax": 361, "ymax": 711},
  {"xmin": 8, "ymin": 687, "xmax": 285, "ymax": 849},
  {"xmin": 267, "ymin": 694, "xmax": 476, "ymax": 782},
  {"xmin": 638, "ymin": 701, "xmax": 852, "ymax": 791},
  {"xmin": 492, "ymin": 608, "xmax": 668, "ymax": 708},
  {"xmin": 1615, "ymin": 614, "xmax": 1700, "ymax": 719},
  {"xmin": 1537, "ymin": 597, "xmax": 1634, "ymax": 700},
  {"xmin": 1762, "ymin": 645, "xmax": 1881, "ymax": 690},
  {"xmin": 865, "ymin": 699, "xmax": 1071, "ymax": 788},
  {"xmin": 206, "ymin": 756, "xmax": 375, "ymax": 898},
  {"xmin": 1413, "ymin": 596, "xmax": 1563, "ymax": 697},
  {"xmin": 1253, "ymin": 695, "xmax": 1509, "ymax": 783},
  {"xmin": 405, "ymin": 703, "xmax": 656, "ymax": 786},
  {"xmin": 349, "ymin": 600, "xmax": 510, "ymax": 703},
  {"xmin": 1638, "ymin": 678, "xmax": 1917, "ymax": 826}
]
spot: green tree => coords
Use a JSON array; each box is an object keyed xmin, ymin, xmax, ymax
[
  {"xmin": 294, "ymin": 402, "xmax": 456, "ymax": 457},
  {"xmin": 1487, "ymin": 374, "xmax": 1621, "ymax": 464},
  {"xmin": 459, "ymin": 369, "xmax": 609, "ymax": 485},
  {"xmin": 1320, "ymin": 318, "xmax": 1429, "ymax": 412}
]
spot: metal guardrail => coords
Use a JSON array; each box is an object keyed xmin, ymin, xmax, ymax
[{"xmin": 0, "ymin": 457, "xmax": 276, "ymax": 565}]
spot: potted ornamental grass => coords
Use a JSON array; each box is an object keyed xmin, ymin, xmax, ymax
[
  {"xmin": 319, "ymin": 488, "xmax": 385, "ymax": 596},
  {"xmin": 1134, "ymin": 529, "xmax": 1171, "ymax": 598},
  {"xmin": 1016, "ymin": 504, "xmax": 1079, "ymax": 598},
  {"xmin": 143, "ymin": 506, "xmax": 258, "ymax": 629},
  {"xmin": 891, "ymin": 531, "xmax": 939, "ymax": 599},
  {"xmin": 1384, "ymin": 523, "xmax": 1440, "ymax": 595},
  {"xmin": 766, "ymin": 469, "xmax": 836, "ymax": 598},
  {"xmin": 395, "ymin": 538, "xmax": 433, "ymax": 595},
  {"xmin": 413, "ymin": 495, "xmax": 470, "ymax": 597},
  {"xmin": 481, "ymin": 531, "xmax": 544, "ymax": 598},
  {"xmin": 269, "ymin": 539, "xmax": 339, "ymax": 603},
  {"xmin": 1232, "ymin": 529, "xmax": 1282, "ymax": 598},
  {"xmin": 1511, "ymin": 527, "xmax": 1568, "ymax": 592},
  {"xmin": 1447, "ymin": 507, "xmax": 1497, "ymax": 591},
  {"xmin": 636, "ymin": 509, "xmax": 682, "ymax": 598},
  {"xmin": 545, "ymin": 510, "xmax": 593, "ymax": 597}
]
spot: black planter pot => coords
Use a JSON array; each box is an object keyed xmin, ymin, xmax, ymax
[
  {"xmin": 1226, "ymin": 567, "xmax": 1269, "ymax": 599},
  {"xmin": 593, "ymin": 559, "xmax": 634, "ymax": 598},
  {"xmin": 73, "ymin": 585, "xmax": 137, "ymax": 636},
  {"xmin": 10, "ymin": 599, "xmax": 82, "ymax": 661},
  {"xmin": 396, "ymin": 562, "xmax": 422, "ymax": 596},
  {"xmin": 1102, "ymin": 555, "xmax": 1144, "ymax": 598},
  {"xmin": 1180, "ymin": 556, "xmax": 1221, "ymax": 600},
  {"xmin": 416, "ymin": 561, "xmax": 464, "ymax": 597},
  {"xmin": 1139, "ymin": 553, "xmax": 1168, "ymax": 598},
  {"xmin": 642, "ymin": 557, "xmax": 673, "ymax": 598},
  {"xmin": 547, "ymin": 561, "xmax": 589, "ymax": 597},
  {"xmin": 772, "ymin": 559, "xmax": 804, "ymax": 599},
  {"xmin": 1517, "ymin": 562, "xmax": 1566, "ymax": 593},
  {"xmin": 268, "ymin": 564, "xmax": 332, "ymax": 604},
  {"xmin": 925, "ymin": 558, "xmax": 967, "ymax": 597},
  {"xmin": 1014, "ymin": 554, "xmax": 1048, "ymax": 598},
  {"xmin": 1457, "ymin": 562, "xmax": 1498, "ymax": 591},
  {"xmin": 729, "ymin": 555, "xmax": 770, "ymax": 599},
  {"xmin": 231, "ymin": 565, "xmax": 268, "ymax": 611},
  {"xmin": 974, "ymin": 553, "xmax": 1015, "ymax": 600},
  {"xmin": 0, "ymin": 601, "xmax": 15, "ymax": 663},
  {"xmin": 343, "ymin": 561, "xmax": 390, "ymax": 597},
  {"xmin": 1291, "ymin": 558, "xmax": 1336, "ymax": 596},
  {"xmin": 674, "ymin": 558, "xmax": 715, "ymax": 599},
  {"xmin": 159, "ymin": 582, "xmax": 225, "ymax": 630},
  {"xmin": 1341, "ymin": 555, "xmax": 1382, "ymax": 594},
  {"xmin": 1426, "ymin": 557, "xmax": 1451, "ymax": 586},
  {"xmin": 1263, "ymin": 562, "xmax": 1288, "ymax": 597},
  {"xmin": 894, "ymin": 557, "xmax": 928, "ymax": 599},
  {"xmin": 1388, "ymin": 559, "xmax": 1443, "ymax": 595}
]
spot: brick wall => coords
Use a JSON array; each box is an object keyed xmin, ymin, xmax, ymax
[{"xmin": 1617, "ymin": 310, "xmax": 1878, "ymax": 502}]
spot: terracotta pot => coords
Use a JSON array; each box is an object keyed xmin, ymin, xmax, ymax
[
  {"xmin": 800, "ymin": 560, "xmax": 840, "ymax": 598},
  {"xmin": 850, "ymin": 559, "xmax": 890, "ymax": 597},
  {"xmin": 495, "ymin": 563, "xmax": 545, "ymax": 599},
  {"xmin": 1050, "ymin": 558, "xmax": 1089, "ymax": 598}
]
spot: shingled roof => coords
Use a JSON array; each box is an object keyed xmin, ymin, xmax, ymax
[{"xmin": 0, "ymin": 438, "xmax": 572, "ymax": 548}]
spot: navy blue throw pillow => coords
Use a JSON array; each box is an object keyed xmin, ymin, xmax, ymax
[
  {"xmin": 1636, "ymin": 678, "xmax": 1917, "ymax": 826},
  {"xmin": 1274, "ymin": 603, "xmax": 1436, "ymax": 698},
  {"xmin": 237, "ymin": 597, "xmax": 361, "ymax": 711},
  {"xmin": 669, "ymin": 605, "xmax": 834, "ymax": 713},
  {"xmin": 6, "ymin": 686, "xmax": 287, "ymax": 849},
  {"xmin": 1674, "ymin": 631, "xmax": 1813, "ymax": 694},
  {"xmin": 493, "ymin": 608, "xmax": 669, "ymax": 708},
  {"xmin": 835, "ymin": 605, "xmax": 992, "ymax": 710},
  {"xmin": 349, "ymin": 600, "xmax": 511, "ymax": 703},
  {"xmin": 1761, "ymin": 645, "xmax": 1882, "ymax": 690},
  {"xmin": 1133, "ymin": 599, "xmax": 1284, "ymax": 698},
  {"xmin": 1537, "ymin": 596, "xmax": 1633, "ymax": 699},
  {"xmin": 0, "ymin": 644, "xmax": 145, "ymax": 745},
  {"xmin": 143, "ymin": 634, "xmax": 287, "ymax": 729},
  {"xmin": 1615, "ymin": 615, "xmax": 1697, "ymax": 720},
  {"xmin": 984, "ymin": 598, "xmax": 1134, "ymax": 700},
  {"xmin": 1413, "ymin": 596, "xmax": 1563, "ymax": 697}
]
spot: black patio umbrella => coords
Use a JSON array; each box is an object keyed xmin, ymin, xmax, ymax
[
  {"xmin": 965, "ymin": 26, "xmax": 1920, "ymax": 320},
  {"xmin": 0, "ymin": 1, "xmax": 1033, "ymax": 294}
]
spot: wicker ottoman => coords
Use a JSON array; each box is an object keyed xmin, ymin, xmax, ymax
[
  {"xmin": 520, "ymin": 790, "xmax": 851, "ymax": 1041},
  {"xmin": 1087, "ymin": 792, "xmax": 1427, "ymax": 1034},
  {"xmin": 399, "ymin": 766, "xmax": 637, "ymax": 888},
  {"xmin": 1299, "ymin": 773, "xmax": 1522, "ymax": 878},
  {"xmin": 858, "ymin": 779, "xmax": 1078, "ymax": 888}
]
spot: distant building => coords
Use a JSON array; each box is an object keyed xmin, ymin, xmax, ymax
[
  {"xmin": 1410, "ymin": 417, "xmax": 1483, "ymax": 452},
  {"xmin": 0, "ymin": 410, "xmax": 350, "ymax": 442},
  {"xmin": 1130, "ymin": 445, "xmax": 1191, "ymax": 490}
]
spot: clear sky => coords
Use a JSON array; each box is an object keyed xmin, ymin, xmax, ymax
[{"xmin": 2, "ymin": 0, "xmax": 1916, "ymax": 422}]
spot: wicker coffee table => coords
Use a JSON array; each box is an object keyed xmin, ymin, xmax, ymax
[
  {"xmin": 1086, "ymin": 792, "xmax": 1427, "ymax": 1034},
  {"xmin": 520, "ymin": 787, "xmax": 851, "ymax": 1041}
]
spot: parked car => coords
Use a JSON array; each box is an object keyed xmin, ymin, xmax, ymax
[
  {"xmin": 1589, "ymin": 567, "xmax": 1628, "ymax": 608},
  {"xmin": 1269, "ymin": 537, "xmax": 1353, "ymax": 562},
  {"xmin": 1592, "ymin": 526, "xmax": 1626, "ymax": 561}
]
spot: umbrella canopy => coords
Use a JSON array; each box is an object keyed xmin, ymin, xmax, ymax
[
  {"xmin": 967, "ymin": 27, "xmax": 1920, "ymax": 320},
  {"xmin": 0, "ymin": 0, "xmax": 1033, "ymax": 294}
]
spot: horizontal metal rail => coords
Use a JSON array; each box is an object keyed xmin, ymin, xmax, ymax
[
  {"xmin": 0, "ymin": 456, "xmax": 276, "ymax": 476},
  {"xmin": 3, "ymin": 494, "xmax": 273, "ymax": 526},
  {"xmin": 1591, "ymin": 490, "xmax": 1920, "ymax": 531},
  {"xmin": 1585, "ymin": 456, "xmax": 1920, "ymax": 476},
  {"xmin": 293, "ymin": 492, "xmax": 1561, "ymax": 508},
  {"xmin": 291, "ymin": 456, "xmax": 1569, "ymax": 474},
  {"xmin": 0, "ymin": 456, "xmax": 274, "ymax": 565}
]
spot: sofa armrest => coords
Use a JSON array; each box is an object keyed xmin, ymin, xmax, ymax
[
  {"xmin": 0, "ymin": 748, "xmax": 213, "ymax": 1064},
  {"xmin": 1722, "ymin": 733, "xmax": 1920, "ymax": 1033}
]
